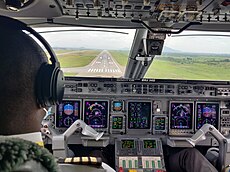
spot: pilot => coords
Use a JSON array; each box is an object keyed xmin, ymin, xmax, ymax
[
  {"xmin": 168, "ymin": 148, "xmax": 218, "ymax": 172},
  {"xmin": 0, "ymin": 16, "xmax": 116, "ymax": 172},
  {"xmin": 0, "ymin": 16, "xmax": 59, "ymax": 171}
]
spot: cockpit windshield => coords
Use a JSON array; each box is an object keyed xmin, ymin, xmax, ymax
[
  {"xmin": 38, "ymin": 28, "xmax": 230, "ymax": 81},
  {"xmin": 145, "ymin": 31, "xmax": 230, "ymax": 81},
  {"xmin": 37, "ymin": 27, "xmax": 135, "ymax": 78}
]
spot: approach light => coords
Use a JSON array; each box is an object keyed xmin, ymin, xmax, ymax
[{"xmin": 4, "ymin": 0, "xmax": 34, "ymax": 11}]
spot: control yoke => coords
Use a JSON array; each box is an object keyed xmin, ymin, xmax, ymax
[
  {"xmin": 63, "ymin": 120, "xmax": 104, "ymax": 140},
  {"xmin": 187, "ymin": 124, "xmax": 230, "ymax": 172},
  {"xmin": 52, "ymin": 120, "xmax": 104, "ymax": 158}
]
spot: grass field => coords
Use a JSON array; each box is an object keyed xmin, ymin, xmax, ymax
[
  {"xmin": 54, "ymin": 49, "xmax": 230, "ymax": 80},
  {"xmin": 55, "ymin": 49, "xmax": 101, "ymax": 68},
  {"xmin": 145, "ymin": 55, "xmax": 230, "ymax": 80}
]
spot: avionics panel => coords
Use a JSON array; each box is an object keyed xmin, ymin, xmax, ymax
[
  {"xmin": 196, "ymin": 102, "xmax": 219, "ymax": 130},
  {"xmin": 127, "ymin": 101, "xmax": 152, "ymax": 134},
  {"xmin": 115, "ymin": 138, "xmax": 166, "ymax": 171},
  {"xmin": 153, "ymin": 116, "xmax": 168, "ymax": 134},
  {"xmin": 55, "ymin": 100, "xmax": 81, "ymax": 128},
  {"xmin": 169, "ymin": 101, "xmax": 194, "ymax": 135},
  {"xmin": 111, "ymin": 100, "xmax": 124, "ymax": 112},
  {"xmin": 83, "ymin": 100, "xmax": 109, "ymax": 131},
  {"xmin": 110, "ymin": 115, "xmax": 126, "ymax": 134},
  {"xmin": 117, "ymin": 139, "xmax": 138, "ymax": 155}
]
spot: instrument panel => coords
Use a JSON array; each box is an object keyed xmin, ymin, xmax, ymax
[{"xmin": 46, "ymin": 77, "xmax": 230, "ymax": 147}]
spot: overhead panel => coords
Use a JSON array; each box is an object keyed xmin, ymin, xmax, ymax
[{"xmin": 59, "ymin": 0, "xmax": 230, "ymax": 24}]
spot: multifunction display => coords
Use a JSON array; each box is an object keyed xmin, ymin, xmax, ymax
[
  {"xmin": 128, "ymin": 102, "xmax": 151, "ymax": 129},
  {"xmin": 56, "ymin": 100, "xmax": 80, "ymax": 128},
  {"xmin": 143, "ymin": 140, "xmax": 157, "ymax": 148},
  {"xmin": 155, "ymin": 117, "xmax": 166, "ymax": 130},
  {"xmin": 196, "ymin": 102, "xmax": 219, "ymax": 129},
  {"xmin": 121, "ymin": 140, "xmax": 135, "ymax": 149},
  {"xmin": 112, "ymin": 101, "xmax": 123, "ymax": 112},
  {"xmin": 170, "ymin": 102, "xmax": 193, "ymax": 129},
  {"xmin": 84, "ymin": 100, "xmax": 109, "ymax": 128},
  {"xmin": 112, "ymin": 116, "xmax": 123, "ymax": 129}
]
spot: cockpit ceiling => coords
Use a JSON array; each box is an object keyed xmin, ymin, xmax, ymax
[
  {"xmin": 60, "ymin": 0, "xmax": 229, "ymax": 22},
  {"xmin": 1, "ymin": 0, "xmax": 230, "ymax": 31}
]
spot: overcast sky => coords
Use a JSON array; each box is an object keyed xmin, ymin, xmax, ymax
[
  {"xmin": 36, "ymin": 28, "xmax": 230, "ymax": 54},
  {"xmin": 164, "ymin": 31, "xmax": 230, "ymax": 54},
  {"xmin": 36, "ymin": 27, "xmax": 135, "ymax": 50}
]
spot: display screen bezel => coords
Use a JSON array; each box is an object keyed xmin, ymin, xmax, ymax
[
  {"xmin": 83, "ymin": 99, "xmax": 109, "ymax": 129},
  {"xmin": 121, "ymin": 139, "xmax": 135, "ymax": 149},
  {"xmin": 111, "ymin": 116, "xmax": 124, "ymax": 129},
  {"xmin": 127, "ymin": 100, "xmax": 152, "ymax": 130},
  {"xmin": 55, "ymin": 99, "xmax": 82, "ymax": 128},
  {"xmin": 111, "ymin": 100, "xmax": 124, "ymax": 112},
  {"xmin": 169, "ymin": 101, "xmax": 194, "ymax": 130},
  {"xmin": 154, "ymin": 116, "xmax": 166, "ymax": 131},
  {"xmin": 195, "ymin": 102, "xmax": 220, "ymax": 130}
]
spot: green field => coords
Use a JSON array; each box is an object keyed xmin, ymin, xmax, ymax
[
  {"xmin": 55, "ymin": 49, "xmax": 101, "ymax": 68},
  {"xmin": 145, "ymin": 55, "xmax": 230, "ymax": 80},
  {"xmin": 54, "ymin": 49, "xmax": 230, "ymax": 81}
]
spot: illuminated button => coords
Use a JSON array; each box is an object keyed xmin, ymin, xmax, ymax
[
  {"xmin": 128, "ymin": 170, "xmax": 137, "ymax": 172},
  {"xmin": 158, "ymin": 160, "xmax": 161, "ymax": 168},
  {"xmin": 122, "ymin": 160, "xmax": 126, "ymax": 168},
  {"xmin": 135, "ymin": 160, "xmax": 138, "ymax": 168},
  {"xmin": 152, "ymin": 161, "xmax": 155, "ymax": 168},
  {"xmin": 129, "ymin": 160, "xmax": 132, "ymax": 168},
  {"xmin": 146, "ymin": 161, "xmax": 149, "ymax": 168}
]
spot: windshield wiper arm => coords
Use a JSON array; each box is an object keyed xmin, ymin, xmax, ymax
[
  {"xmin": 37, "ymin": 29, "xmax": 128, "ymax": 35},
  {"xmin": 131, "ymin": 19, "xmax": 202, "ymax": 34}
]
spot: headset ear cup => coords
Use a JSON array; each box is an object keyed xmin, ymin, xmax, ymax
[
  {"xmin": 36, "ymin": 63, "xmax": 52, "ymax": 107},
  {"xmin": 36, "ymin": 63, "xmax": 64, "ymax": 107},
  {"xmin": 52, "ymin": 67, "xmax": 64, "ymax": 105}
]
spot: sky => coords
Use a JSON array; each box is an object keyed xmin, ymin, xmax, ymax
[
  {"xmin": 164, "ymin": 31, "xmax": 230, "ymax": 54},
  {"xmin": 36, "ymin": 28, "xmax": 230, "ymax": 54},
  {"xmin": 36, "ymin": 27, "xmax": 136, "ymax": 50}
]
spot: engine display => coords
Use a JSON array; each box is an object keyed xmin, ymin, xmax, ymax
[
  {"xmin": 170, "ymin": 102, "xmax": 193, "ymax": 129},
  {"xmin": 112, "ymin": 101, "xmax": 123, "ymax": 112},
  {"xmin": 196, "ymin": 102, "xmax": 219, "ymax": 129},
  {"xmin": 112, "ymin": 116, "xmax": 123, "ymax": 129},
  {"xmin": 143, "ymin": 140, "xmax": 156, "ymax": 148},
  {"xmin": 56, "ymin": 100, "xmax": 80, "ymax": 128},
  {"xmin": 121, "ymin": 140, "xmax": 135, "ymax": 149},
  {"xmin": 128, "ymin": 102, "xmax": 151, "ymax": 129},
  {"xmin": 84, "ymin": 100, "xmax": 109, "ymax": 128}
]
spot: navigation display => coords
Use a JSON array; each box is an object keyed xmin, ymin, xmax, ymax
[
  {"xmin": 56, "ymin": 100, "xmax": 80, "ymax": 128},
  {"xmin": 155, "ymin": 117, "xmax": 166, "ymax": 130},
  {"xmin": 112, "ymin": 116, "xmax": 123, "ymax": 129},
  {"xmin": 196, "ymin": 102, "xmax": 219, "ymax": 129},
  {"xmin": 170, "ymin": 102, "xmax": 193, "ymax": 129},
  {"xmin": 121, "ymin": 140, "xmax": 135, "ymax": 149},
  {"xmin": 143, "ymin": 140, "xmax": 156, "ymax": 148},
  {"xmin": 84, "ymin": 100, "xmax": 109, "ymax": 128},
  {"xmin": 128, "ymin": 101, "xmax": 151, "ymax": 129},
  {"xmin": 112, "ymin": 101, "xmax": 123, "ymax": 112}
]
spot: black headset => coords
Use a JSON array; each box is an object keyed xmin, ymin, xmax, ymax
[{"xmin": 0, "ymin": 15, "xmax": 65, "ymax": 107}]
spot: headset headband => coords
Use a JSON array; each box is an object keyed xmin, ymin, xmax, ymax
[
  {"xmin": 0, "ymin": 15, "xmax": 59, "ymax": 66},
  {"xmin": 0, "ymin": 15, "xmax": 65, "ymax": 107}
]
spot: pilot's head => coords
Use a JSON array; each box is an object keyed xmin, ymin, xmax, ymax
[{"xmin": 0, "ymin": 18, "xmax": 49, "ymax": 135}]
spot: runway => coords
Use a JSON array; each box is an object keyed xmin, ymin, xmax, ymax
[{"xmin": 62, "ymin": 50, "xmax": 124, "ymax": 77}]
